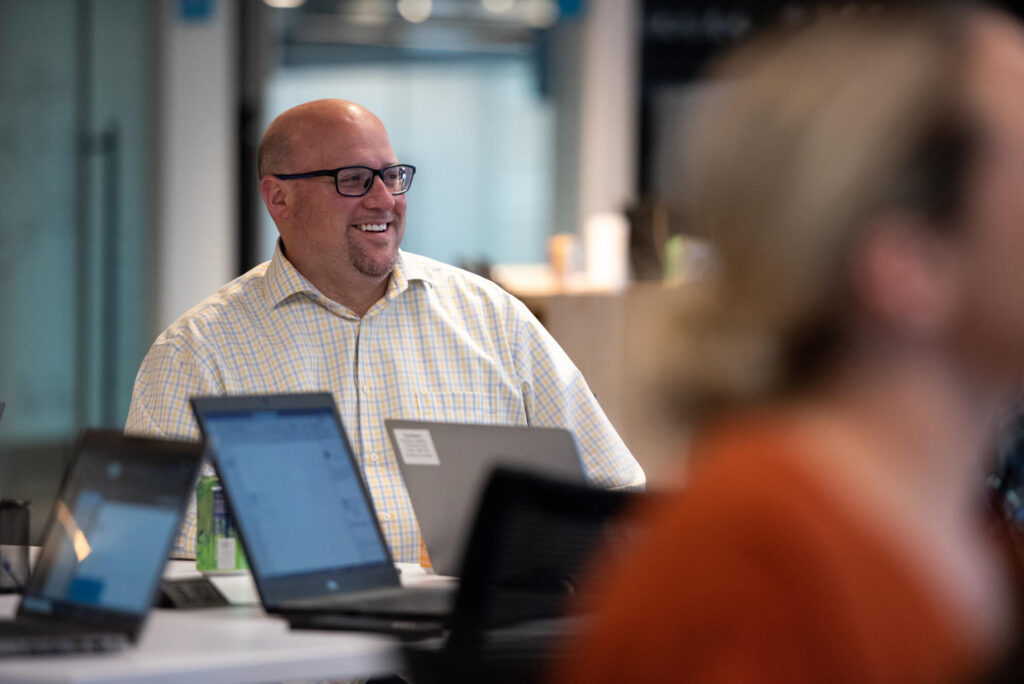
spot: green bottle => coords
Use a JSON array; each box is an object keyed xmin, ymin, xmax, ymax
[{"xmin": 195, "ymin": 476, "xmax": 248, "ymax": 573}]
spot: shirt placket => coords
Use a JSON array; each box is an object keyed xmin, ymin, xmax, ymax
[{"xmin": 354, "ymin": 303, "xmax": 410, "ymax": 560}]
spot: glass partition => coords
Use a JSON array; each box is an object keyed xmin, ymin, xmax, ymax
[{"xmin": 0, "ymin": 0, "xmax": 154, "ymax": 541}]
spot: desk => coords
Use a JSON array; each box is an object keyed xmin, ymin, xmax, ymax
[
  {"xmin": 0, "ymin": 601, "xmax": 399, "ymax": 683},
  {"xmin": 0, "ymin": 560, "xmax": 441, "ymax": 683}
]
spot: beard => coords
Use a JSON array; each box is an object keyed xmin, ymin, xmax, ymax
[{"xmin": 347, "ymin": 230, "xmax": 398, "ymax": 278}]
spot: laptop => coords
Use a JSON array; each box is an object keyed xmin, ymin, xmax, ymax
[
  {"xmin": 190, "ymin": 393, "xmax": 455, "ymax": 636},
  {"xmin": 385, "ymin": 420, "xmax": 587, "ymax": 576},
  {"xmin": 404, "ymin": 467, "xmax": 639, "ymax": 681},
  {"xmin": 0, "ymin": 430, "xmax": 202, "ymax": 655}
]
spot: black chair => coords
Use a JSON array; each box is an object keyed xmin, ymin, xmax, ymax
[{"xmin": 403, "ymin": 467, "xmax": 640, "ymax": 684}]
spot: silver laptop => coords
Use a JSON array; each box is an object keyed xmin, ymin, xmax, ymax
[
  {"xmin": 190, "ymin": 393, "xmax": 455, "ymax": 636},
  {"xmin": 385, "ymin": 420, "xmax": 586, "ymax": 576},
  {"xmin": 0, "ymin": 430, "xmax": 202, "ymax": 655}
]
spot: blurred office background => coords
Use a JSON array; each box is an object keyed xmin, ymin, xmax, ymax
[{"xmin": 7, "ymin": 0, "xmax": 1005, "ymax": 527}]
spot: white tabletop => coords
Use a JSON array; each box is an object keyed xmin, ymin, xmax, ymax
[
  {"xmin": 0, "ymin": 603, "xmax": 399, "ymax": 684},
  {"xmin": 0, "ymin": 559, "xmax": 439, "ymax": 684}
]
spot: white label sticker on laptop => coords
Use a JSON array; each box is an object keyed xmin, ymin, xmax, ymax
[{"xmin": 394, "ymin": 429, "xmax": 441, "ymax": 466}]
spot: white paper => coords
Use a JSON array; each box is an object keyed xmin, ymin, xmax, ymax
[
  {"xmin": 393, "ymin": 429, "xmax": 441, "ymax": 466},
  {"xmin": 584, "ymin": 212, "xmax": 630, "ymax": 291}
]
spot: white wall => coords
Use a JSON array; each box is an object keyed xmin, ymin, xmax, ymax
[
  {"xmin": 154, "ymin": 0, "xmax": 238, "ymax": 333},
  {"xmin": 577, "ymin": 0, "xmax": 641, "ymax": 221}
]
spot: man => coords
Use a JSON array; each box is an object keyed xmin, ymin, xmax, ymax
[{"xmin": 126, "ymin": 100, "xmax": 644, "ymax": 562}]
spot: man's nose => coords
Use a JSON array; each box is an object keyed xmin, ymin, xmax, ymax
[{"xmin": 361, "ymin": 175, "xmax": 396, "ymax": 210}]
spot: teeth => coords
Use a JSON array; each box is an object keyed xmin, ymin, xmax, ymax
[{"xmin": 356, "ymin": 223, "xmax": 387, "ymax": 232}]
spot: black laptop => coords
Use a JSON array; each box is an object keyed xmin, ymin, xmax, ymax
[
  {"xmin": 190, "ymin": 393, "xmax": 455, "ymax": 636},
  {"xmin": 0, "ymin": 430, "xmax": 203, "ymax": 655}
]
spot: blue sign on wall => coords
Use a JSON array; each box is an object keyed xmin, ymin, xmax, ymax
[
  {"xmin": 180, "ymin": 0, "xmax": 215, "ymax": 22},
  {"xmin": 559, "ymin": 0, "xmax": 585, "ymax": 19}
]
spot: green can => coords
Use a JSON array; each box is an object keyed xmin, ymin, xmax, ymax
[{"xmin": 195, "ymin": 476, "xmax": 248, "ymax": 573}]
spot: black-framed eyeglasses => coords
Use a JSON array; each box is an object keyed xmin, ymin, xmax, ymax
[{"xmin": 273, "ymin": 163, "xmax": 416, "ymax": 197}]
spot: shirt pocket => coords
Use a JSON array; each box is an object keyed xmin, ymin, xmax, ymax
[{"xmin": 412, "ymin": 390, "xmax": 524, "ymax": 425}]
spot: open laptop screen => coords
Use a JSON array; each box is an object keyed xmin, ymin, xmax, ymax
[
  {"xmin": 20, "ymin": 432, "xmax": 201, "ymax": 625},
  {"xmin": 198, "ymin": 404, "xmax": 390, "ymax": 579}
]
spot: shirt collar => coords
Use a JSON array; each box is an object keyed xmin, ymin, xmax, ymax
[
  {"xmin": 264, "ymin": 241, "xmax": 433, "ymax": 311},
  {"xmin": 264, "ymin": 241, "xmax": 322, "ymax": 309},
  {"xmin": 385, "ymin": 250, "xmax": 433, "ymax": 301}
]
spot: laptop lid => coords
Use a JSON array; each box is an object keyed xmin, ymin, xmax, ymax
[
  {"xmin": 190, "ymin": 393, "xmax": 400, "ymax": 611},
  {"xmin": 385, "ymin": 420, "xmax": 587, "ymax": 576},
  {"xmin": 449, "ymin": 466, "xmax": 637, "ymax": 638},
  {"xmin": 17, "ymin": 430, "xmax": 203, "ymax": 640}
]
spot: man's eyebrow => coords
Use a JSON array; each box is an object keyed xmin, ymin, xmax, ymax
[{"xmin": 336, "ymin": 161, "xmax": 400, "ymax": 167}]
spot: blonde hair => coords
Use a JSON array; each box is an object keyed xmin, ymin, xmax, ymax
[{"xmin": 672, "ymin": 4, "xmax": 978, "ymax": 407}]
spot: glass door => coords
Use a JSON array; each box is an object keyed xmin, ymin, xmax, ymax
[{"xmin": 0, "ymin": 0, "xmax": 154, "ymax": 541}]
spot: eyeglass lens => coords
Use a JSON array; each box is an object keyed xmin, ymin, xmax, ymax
[{"xmin": 337, "ymin": 165, "xmax": 414, "ymax": 196}]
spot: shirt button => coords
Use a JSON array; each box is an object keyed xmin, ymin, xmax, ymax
[
  {"xmin": 381, "ymin": 512, "xmax": 392, "ymax": 523},
  {"xmin": 369, "ymin": 452, "xmax": 378, "ymax": 463},
  {"xmin": 361, "ymin": 384, "xmax": 370, "ymax": 395}
]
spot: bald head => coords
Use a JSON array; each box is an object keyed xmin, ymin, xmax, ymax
[
  {"xmin": 257, "ymin": 99, "xmax": 387, "ymax": 178},
  {"xmin": 256, "ymin": 98, "xmax": 407, "ymax": 312}
]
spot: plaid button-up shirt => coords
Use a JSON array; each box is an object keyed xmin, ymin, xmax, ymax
[{"xmin": 125, "ymin": 244, "xmax": 645, "ymax": 561}]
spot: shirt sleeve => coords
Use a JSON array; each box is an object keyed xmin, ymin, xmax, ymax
[
  {"xmin": 125, "ymin": 338, "xmax": 223, "ymax": 558},
  {"xmin": 506, "ymin": 297, "xmax": 646, "ymax": 491}
]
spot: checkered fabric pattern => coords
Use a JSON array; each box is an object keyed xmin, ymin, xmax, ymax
[{"xmin": 125, "ymin": 244, "xmax": 645, "ymax": 561}]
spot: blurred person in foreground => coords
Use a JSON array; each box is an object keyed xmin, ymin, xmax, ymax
[
  {"xmin": 555, "ymin": 4, "xmax": 1024, "ymax": 683},
  {"xmin": 125, "ymin": 99, "xmax": 644, "ymax": 561}
]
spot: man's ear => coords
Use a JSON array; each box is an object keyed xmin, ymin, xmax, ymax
[
  {"xmin": 259, "ymin": 176, "xmax": 289, "ymax": 221},
  {"xmin": 849, "ymin": 214, "xmax": 963, "ymax": 339}
]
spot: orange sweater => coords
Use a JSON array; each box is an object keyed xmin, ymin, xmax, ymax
[{"xmin": 554, "ymin": 418, "xmax": 988, "ymax": 684}]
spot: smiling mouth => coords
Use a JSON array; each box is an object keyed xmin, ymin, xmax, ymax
[{"xmin": 354, "ymin": 223, "xmax": 388, "ymax": 233}]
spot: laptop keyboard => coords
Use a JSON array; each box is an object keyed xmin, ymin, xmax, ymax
[
  {"xmin": 317, "ymin": 586, "xmax": 454, "ymax": 616},
  {"xmin": 0, "ymin": 621, "xmax": 127, "ymax": 656}
]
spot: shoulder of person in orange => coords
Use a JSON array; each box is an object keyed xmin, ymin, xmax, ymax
[{"xmin": 553, "ymin": 412, "xmax": 987, "ymax": 684}]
